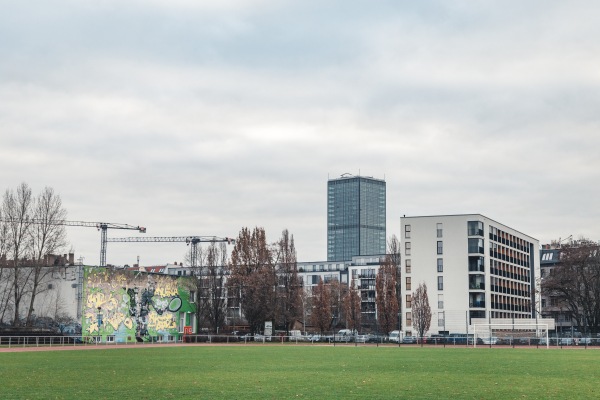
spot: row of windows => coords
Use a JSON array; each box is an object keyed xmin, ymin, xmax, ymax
[
  {"xmin": 489, "ymin": 226, "xmax": 532, "ymax": 253},
  {"xmin": 404, "ymin": 223, "xmax": 443, "ymax": 239},
  {"xmin": 404, "ymin": 259, "xmax": 444, "ymax": 283},
  {"xmin": 490, "ymin": 259, "xmax": 531, "ymax": 283},
  {"xmin": 405, "ymin": 291, "xmax": 445, "ymax": 310},
  {"xmin": 489, "ymin": 242, "xmax": 531, "ymax": 267},
  {"xmin": 299, "ymin": 263, "xmax": 347, "ymax": 272},
  {"xmin": 404, "ymin": 241, "xmax": 443, "ymax": 256},
  {"xmin": 406, "ymin": 277, "xmax": 443, "ymax": 291},
  {"xmin": 404, "ymin": 257, "xmax": 443, "ymax": 273}
]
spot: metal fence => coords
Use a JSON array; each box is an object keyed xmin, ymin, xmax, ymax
[{"xmin": 1, "ymin": 334, "xmax": 599, "ymax": 349}]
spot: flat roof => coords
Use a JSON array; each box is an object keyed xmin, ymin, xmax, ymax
[{"xmin": 400, "ymin": 213, "xmax": 538, "ymax": 241}]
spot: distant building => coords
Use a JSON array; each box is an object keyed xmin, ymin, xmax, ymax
[
  {"xmin": 297, "ymin": 255, "xmax": 385, "ymax": 331},
  {"xmin": 327, "ymin": 174, "xmax": 386, "ymax": 262},
  {"xmin": 400, "ymin": 214, "xmax": 540, "ymax": 336},
  {"xmin": 539, "ymin": 246, "xmax": 568, "ymax": 332}
]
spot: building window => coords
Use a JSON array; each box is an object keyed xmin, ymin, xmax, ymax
[
  {"xmin": 406, "ymin": 277, "xmax": 411, "ymax": 291},
  {"xmin": 406, "ymin": 294, "xmax": 412, "ymax": 308},
  {"xmin": 406, "ymin": 312, "xmax": 412, "ymax": 327},
  {"xmin": 405, "ymin": 224, "xmax": 411, "ymax": 239},
  {"xmin": 437, "ymin": 258, "xmax": 443, "ymax": 273},
  {"xmin": 438, "ymin": 316, "xmax": 445, "ymax": 327},
  {"xmin": 438, "ymin": 294, "xmax": 444, "ymax": 309},
  {"xmin": 468, "ymin": 220, "xmax": 484, "ymax": 236},
  {"xmin": 437, "ymin": 223, "xmax": 443, "ymax": 238},
  {"xmin": 405, "ymin": 242, "xmax": 411, "ymax": 256},
  {"xmin": 437, "ymin": 276, "xmax": 443, "ymax": 291},
  {"xmin": 405, "ymin": 259, "xmax": 411, "ymax": 274},
  {"xmin": 468, "ymin": 238, "xmax": 484, "ymax": 254},
  {"xmin": 189, "ymin": 291, "xmax": 196, "ymax": 303},
  {"xmin": 437, "ymin": 241, "xmax": 443, "ymax": 255}
]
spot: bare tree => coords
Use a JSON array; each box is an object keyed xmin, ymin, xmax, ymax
[
  {"xmin": 329, "ymin": 279, "xmax": 347, "ymax": 330},
  {"xmin": 388, "ymin": 235, "xmax": 402, "ymax": 330},
  {"xmin": 228, "ymin": 227, "xmax": 276, "ymax": 334},
  {"xmin": 310, "ymin": 278, "xmax": 332, "ymax": 334},
  {"xmin": 544, "ymin": 239, "xmax": 600, "ymax": 335},
  {"xmin": 0, "ymin": 207, "xmax": 12, "ymax": 324},
  {"xmin": 273, "ymin": 229, "xmax": 302, "ymax": 333},
  {"xmin": 343, "ymin": 278, "xmax": 361, "ymax": 333},
  {"xmin": 412, "ymin": 282, "xmax": 432, "ymax": 342},
  {"xmin": 299, "ymin": 286, "xmax": 311, "ymax": 334},
  {"xmin": 2, "ymin": 183, "xmax": 34, "ymax": 326},
  {"xmin": 194, "ymin": 242, "xmax": 229, "ymax": 333},
  {"xmin": 376, "ymin": 257, "xmax": 399, "ymax": 335},
  {"xmin": 25, "ymin": 187, "xmax": 68, "ymax": 325}
]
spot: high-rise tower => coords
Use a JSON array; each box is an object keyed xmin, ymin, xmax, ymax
[{"xmin": 327, "ymin": 174, "xmax": 386, "ymax": 262}]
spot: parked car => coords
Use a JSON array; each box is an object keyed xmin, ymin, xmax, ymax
[
  {"xmin": 355, "ymin": 334, "xmax": 369, "ymax": 343},
  {"xmin": 309, "ymin": 334, "xmax": 321, "ymax": 342},
  {"xmin": 429, "ymin": 334, "xmax": 447, "ymax": 344},
  {"xmin": 367, "ymin": 334, "xmax": 387, "ymax": 344},
  {"xmin": 334, "ymin": 329, "xmax": 354, "ymax": 342},
  {"xmin": 402, "ymin": 336, "xmax": 417, "ymax": 344},
  {"xmin": 579, "ymin": 337, "xmax": 593, "ymax": 346},
  {"xmin": 447, "ymin": 333, "xmax": 474, "ymax": 345},
  {"xmin": 478, "ymin": 336, "xmax": 498, "ymax": 345},
  {"xmin": 559, "ymin": 337, "xmax": 574, "ymax": 346},
  {"xmin": 253, "ymin": 334, "xmax": 272, "ymax": 342},
  {"xmin": 389, "ymin": 330, "xmax": 400, "ymax": 343}
]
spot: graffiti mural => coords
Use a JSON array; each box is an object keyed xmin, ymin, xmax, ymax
[{"xmin": 82, "ymin": 267, "xmax": 195, "ymax": 343}]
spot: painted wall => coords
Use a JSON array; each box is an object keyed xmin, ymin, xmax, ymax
[{"xmin": 82, "ymin": 267, "xmax": 195, "ymax": 343}]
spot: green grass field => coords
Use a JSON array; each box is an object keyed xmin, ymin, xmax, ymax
[{"xmin": 1, "ymin": 345, "xmax": 598, "ymax": 399}]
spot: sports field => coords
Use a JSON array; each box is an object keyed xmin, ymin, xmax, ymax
[{"xmin": 1, "ymin": 345, "xmax": 598, "ymax": 399}]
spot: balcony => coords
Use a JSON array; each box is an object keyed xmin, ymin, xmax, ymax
[
  {"xmin": 468, "ymin": 256, "xmax": 485, "ymax": 272},
  {"xmin": 469, "ymin": 282, "xmax": 485, "ymax": 290},
  {"xmin": 469, "ymin": 301, "xmax": 486, "ymax": 308},
  {"xmin": 469, "ymin": 275, "xmax": 485, "ymax": 291},
  {"xmin": 468, "ymin": 238, "xmax": 484, "ymax": 254}
]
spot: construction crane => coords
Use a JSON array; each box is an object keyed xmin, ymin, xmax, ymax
[
  {"xmin": 0, "ymin": 218, "xmax": 146, "ymax": 267},
  {"xmin": 106, "ymin": 236, "xmax": 235, "ymax": 268}
]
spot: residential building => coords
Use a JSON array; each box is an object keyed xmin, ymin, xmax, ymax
[
  {"xmin": 539, "ymin": 245, "xmax": 571, "ymax": 333},
  {"xmin": 297, "ymin": 255, "xmax": 386, "ymax": 331},
  {"xmin": 400, "ymin": 214, "xmax": 540, "ymax": 336},
  {"xmin": 327, "ymin": 174, "xmax": 386, "ymax": 262}
]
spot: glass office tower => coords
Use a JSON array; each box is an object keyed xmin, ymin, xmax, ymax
[{"xmin": 327, "ymin": 175, "xmax": 386, "ymax": 262}]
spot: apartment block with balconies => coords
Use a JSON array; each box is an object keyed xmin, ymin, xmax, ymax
[{"xmin": 400, "ymin": 214, "xmax": 540, "ymax": 337}]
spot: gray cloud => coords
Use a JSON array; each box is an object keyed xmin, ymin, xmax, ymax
[{"xmin": 2, "ymin": 1, "xmax": 599, "ymax": 265}]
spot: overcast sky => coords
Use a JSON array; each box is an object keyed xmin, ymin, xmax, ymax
[{"xmin": 2, "ymin": 1, "xmax": 599, "ymax": 266}]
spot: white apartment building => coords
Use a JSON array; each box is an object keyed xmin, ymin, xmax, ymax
[{"xmin": 401, "ymin": 214, "xmax": 540, "ymax": 337}]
